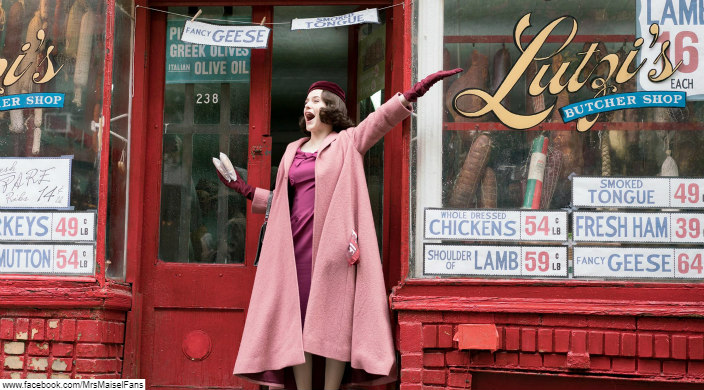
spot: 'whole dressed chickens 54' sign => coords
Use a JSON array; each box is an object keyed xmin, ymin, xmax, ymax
[{"xmin": 452, "ymin": 12, "xmax": 685, "ymax": 132}]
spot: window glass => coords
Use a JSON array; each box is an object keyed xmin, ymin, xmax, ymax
[
  {"xmin": 0, "ymin": 0, "xmax": 106, "ymax": 278},
  {"xmin": 106, "ymin": 0, "xmax": 134, "ymax": 280},
  {"xmin": 158, "ymin": 7, "xmax": 251, "ymax": 263},
  {"xmin": 412, "ymin": 0, "xmax": 704, "ymax": 281}
]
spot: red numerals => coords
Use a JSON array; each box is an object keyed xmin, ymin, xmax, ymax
[
  {"xmin": 55, "ymin": 217, "xmax": 79, "ymax": 237},
  {"xmin": 675, "ymin": 218, "xmax": 702, "ymax": 239},
  {"xmin": 56, "ymin": 250, "xmax": 78, "ymax": 269},
  {"xmin": 678, "ymin": 253, "xmax": 703, "ymax": 275},
  {"xmin": 525, "ymin": 251, "xmax": 549, "ymax": 272},
  {"xmin": 525, "ymin": 216, "xmax": 549, "ymax": 236},
  {"xmin": 674, "ymin": 183, "xmax": 701, "ymax": 204}
]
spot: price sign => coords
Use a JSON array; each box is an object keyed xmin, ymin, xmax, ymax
[
  {"xmin": 0, "ymin": 212, "xmax": 95, "ymax": 242},
  {"xmin": 0, "ymin": 157, "xmax": 73, "ymax": 209},
  {"xmin": 670, "ymin": 213, "xmax": 704, "ymax": 243},
  {"xmin": 424, "ymin": 244, "xmax": 567, "ymax": 277},
  {"xmin": 674, "ymin": 248, "xmax": 704, "ymax": 279},
  {"xmin": 671, "ymin": 179, "xmax": 704, "ymax": 207},
  {"xmin": 574, "ymin": 247, "xmax": 681, "ymax": 279},
  {"xmin": 522, "ymin": 246, "xmax": 568, "ymax": 277},
  {"xmin": 637, "ymin": 0, "xmax": 704, "ymax": 100},
  {"xmin": 424, "ymin": 209, "xmax": 566, "ymax": 242},
  {"xmin": 0, "ymin": 244, "xmax": 94, "ymax": 276}
]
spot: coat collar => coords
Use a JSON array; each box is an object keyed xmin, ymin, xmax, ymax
[{"xmin": 282, "ymin": 132, "xmax": 339, "ymax": 176}]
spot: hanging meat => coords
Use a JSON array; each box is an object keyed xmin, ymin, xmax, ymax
[
  {"xmin": 73, "ymin": 8, "xmax": 95, "ymax": 107},
  {"xmin": 478, "ymin": 167, "xmax": 497, "ymax": 209},
  {"xmin": 492, "ymin": 46, "xmax": 511, "ymax": 109},
  {"xmin": 448, "ymin": 133, "xmax": 492, "ymax": 208},
  {"xmin": 445, "ymin": 49, "xmax": 488, "ymax": 142}
]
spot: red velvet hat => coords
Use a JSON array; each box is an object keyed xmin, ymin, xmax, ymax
[{"xmin": 308, "ymin": 81, "xmax": 346, "ymax": 102}]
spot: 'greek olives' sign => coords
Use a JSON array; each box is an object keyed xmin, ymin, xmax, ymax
[
  {"xmin": 424, "ymin": 244, "xmax": 567, "ymax": 278},
  {"xmin": 167, "ymin": 20, "xmax": 254, "ymax": 84}
]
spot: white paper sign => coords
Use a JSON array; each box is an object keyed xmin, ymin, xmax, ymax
[
  {"xmin": 0, "ymin": 212, "xmax": 96, "ymax": 242},
  {"xmin": 572, "ymin": 177, "xmax": 704, "ymax": 209},
  {"xmin": 291, "ymin": 9, "xmax": 379, "ymax": 30},
  {"xmin": 0, "ymin": 157, "xmax": 72, "ymax": 209},
  {"xmin": 637, "ymin": 0, "xmax": 704, "ymax": 100},
  {"xmin": 424, "ymin": 244, "xmax": 567, "ymax": 277},
  {"xmin": 424, "ymin": 209, "xmax": 567, "ymax": 241},
  {"xmin": 0, "ymin": 244, "xmax": 95, "ymax": 275},
  {"xmin": 181, "ymin": 21, "xmax": 270, "ymax": 48},
  {"xmin": 573, "ymin": 211, "xmax": 704, "ymax": 243},
  {"xmin": 572, "ymin": 247, "xmax": 694, "ymax": 279}
]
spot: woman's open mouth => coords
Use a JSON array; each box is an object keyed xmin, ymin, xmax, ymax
[{"xmin": 305, "ymin": 112, "xmax": 315, "ymax": 121}]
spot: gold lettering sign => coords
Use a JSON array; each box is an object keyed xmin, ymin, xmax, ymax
[
  {"xmin": 0, "ymin": 29, "xmax": 64, "ymax": 94},
  {"xmin": 453, "ymin": 13, "xmax": 681, "ymax": 132}
]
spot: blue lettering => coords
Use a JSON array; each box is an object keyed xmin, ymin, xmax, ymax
[
  {"xmin": 662, "ymin": 0, "xmax": 678, "ymax": 25},
  {"xmin": 680, "ymin": 0, "xmax": 698, "ymax": 24}
]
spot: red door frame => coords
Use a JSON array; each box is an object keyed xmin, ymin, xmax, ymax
[{"xmin": 123, "ymin": 0, "xmax": 407, "ymax": 380}]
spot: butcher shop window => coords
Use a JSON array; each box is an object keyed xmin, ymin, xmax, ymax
[
  {"xmin": 411, "ymin": 0, "xmax": 704, "ymax": 281},
  {"xmin": 0, "ymin": 0, "xmax": 106, "ymax": 278}
]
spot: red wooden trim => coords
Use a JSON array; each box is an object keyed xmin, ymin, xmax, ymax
[
  {"xmin": 391, "ymin": 278, "xmax": 704, "ymax": 317},
  {"xmin": 398, "ymin": 0, "xmax": 413, "ymax": 283},
  {"xmin": 444, "ymin": 34, "xmax": 636, "ymax": 44},
  {"xmin": 122, "ymin": 0, "xmax": 151, "ymax": 379},
  {"xmin": 0, "ymin": 276, "xmax": 96, "ymax": 283},
  {"xmin": 96, "ymin": 0, "xmax": 117, "ymax": 287},
  {"xmin": 443, "ymin": 121, "xmax": 704, "ymax": 132},
  {"xmin": 0, "ymin": 282, "xmax": 132, "ymax": 311},
  {"xmin": 245, "ymin": 6, "xmax": 273, "ymax": 266}
]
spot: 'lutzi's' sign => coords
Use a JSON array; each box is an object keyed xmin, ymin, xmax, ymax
[{"xmin": 452, "ymin": 11, "xmax": 685, "ymax": 132}]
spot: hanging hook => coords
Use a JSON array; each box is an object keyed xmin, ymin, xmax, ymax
[{"xmin": 259, "ymin": 16, "xmax": 266, "ymax": 26}]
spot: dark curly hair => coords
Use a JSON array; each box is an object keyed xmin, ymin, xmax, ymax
[{"xmin": 299, "ymin": 90, "xmax": 356, "ymax": 135}]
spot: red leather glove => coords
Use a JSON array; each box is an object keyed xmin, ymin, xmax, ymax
[
  {"xmin": 216, "ymin": 170, "xmax": 255, "ymax": 200},
  {"xmin": 403, "ymin": 68, "xmax": 463, "ymax": 103}
]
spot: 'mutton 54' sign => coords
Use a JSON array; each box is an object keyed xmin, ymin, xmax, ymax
[{"xmin": 452, "ymin": 12, "xmax": 682, "ymax": 132}]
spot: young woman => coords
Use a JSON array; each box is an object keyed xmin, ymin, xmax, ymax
[{"xmin": 217, "ymin": 69, "xmax": 461, "ymax": 389}]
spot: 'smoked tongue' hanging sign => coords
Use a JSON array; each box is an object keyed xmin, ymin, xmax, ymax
[
  {"xmin": 181, "ymin": 20, "xmax": 270, "ymax": 48},
  {"xmin": 291, "ymin": 8, "xmax": 379, "ymax": 31}
]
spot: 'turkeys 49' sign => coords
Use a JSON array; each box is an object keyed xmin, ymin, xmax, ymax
[{"xmin": 452, "ymin": 13, "xmax": 684, "ymax": 132}]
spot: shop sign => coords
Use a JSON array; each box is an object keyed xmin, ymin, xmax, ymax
[
  {"xmin": 181, "ymin": 20, "xmax": 269, "ymax": 48},
  {"xmin": 0, "ymin": 244, "xmax": 94, "ymax": 276},
  {"xmin": 424, "ymin": 244, "xmax": 567, "ymax": 277},
  {"xmin": 452, "ymin": 13, "xmax": 683, "ymax": 131},
  {"xmin": 0, "ymin": 212, "xmax": 95, "ymax": 242},
  {"xmin": 572, "ymin": 177, "xmax": 704, "ymax": 209},
  {"xmin": 0, "ymin": 157, "xmax": 73, "ymax": 210},
  {"xmin": 573, "ymin": 211, "xmax": 704, "ymax": 243},
  {"xmin": 167, "ymin": 21, "xmax": 254, "ymax": 84},
  {"xmin": 291, "ymin": 9, "xmax": 379, "ymax": 30},
  {"xmin": 637, "ymin": 0, "xmax": 704, "ymax": 100},
  {"xmin": 424, "ymin": 208, "xmax": 567, "ymax": 242},
  {"xmin": 573, "ymin": 247, "xmax": 703, "ymax": 279}
]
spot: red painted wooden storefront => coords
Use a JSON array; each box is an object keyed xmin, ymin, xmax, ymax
[{"xmin": 2, "ymin": 0, "xmax": 704, "ymax": 389}]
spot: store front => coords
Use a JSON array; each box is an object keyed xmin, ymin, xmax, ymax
[
  {"xmin": 2, "ymin": 0, "xmax": 703, "ymax": 389},
  {"xmin": 392, "ymin": 0, "xmax": 704, "ymax": 389},
  {"xmin": 1, "ymin": 0, "xmax": 409, "ymax": 386}
]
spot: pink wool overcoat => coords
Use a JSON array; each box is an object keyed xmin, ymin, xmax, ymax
[{"xmin": 233, "ymin": 94, "xmax": 411, "ymax": 387}]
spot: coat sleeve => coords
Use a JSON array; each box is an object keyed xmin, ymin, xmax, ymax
[
  {"xmin": 251, "ymin": 188, "xmax": 271, "ymax": 214},
  {"xmin": 348, "ymin": 93, "xmax": 412, "ymax": 155}
]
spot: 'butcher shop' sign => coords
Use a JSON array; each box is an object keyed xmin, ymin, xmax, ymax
[{"xmin": 452, "ymin": 10, "xmax": 688, "ymax": 132}]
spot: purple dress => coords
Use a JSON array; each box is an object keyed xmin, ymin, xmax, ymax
[{"xmin": 288, "ymin": 148, "xmax": 317, "ymax": 327}]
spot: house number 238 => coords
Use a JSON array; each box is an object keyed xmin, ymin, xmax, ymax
[{"xmin": 196, "ymin": 93, "xmax": 219, "ymax": 104}]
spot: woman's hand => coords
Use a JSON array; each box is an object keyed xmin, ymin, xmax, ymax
[
  {"xmin": 402, "ymin": 68, "xmax": 463, "ymax": 103},
  {"xmin": 213, "ymin": 155, "xmax": 256, "ymax": 200}
]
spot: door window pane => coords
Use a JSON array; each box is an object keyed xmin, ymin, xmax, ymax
[{"xmin": 159, "ymin": 7, "xmax": 251, "ymax": 263}]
